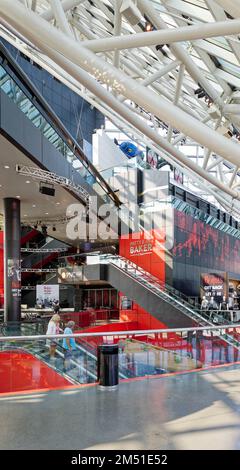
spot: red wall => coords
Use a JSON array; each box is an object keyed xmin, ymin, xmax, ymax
[
  {"xmin": 119, "ymin": 228, "xmax": 167, "ymax": 329},
  {"xmin": 0, "ymin": 232, "xmax": 3, "ymax": 308},
  {"xmin": 119, "ymin": 228, "xmax": 165, "ymax": 283},
  {"xmin": 120, "ymin": 303, "xmax": 167, "ymax": 329}
]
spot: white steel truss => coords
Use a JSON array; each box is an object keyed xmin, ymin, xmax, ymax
[
  {"xmin": 15, "ymin": 164, "xmax": 89, "ymax": 203},
  {"xmin": 21, "ymin": 247, "xmax": 68, "ymax": 253},
  {"xmin": 20, "ymin": 268, "xmax": 57, "ymax": 273},
  {"xmin": 1, "ymin": 1, "xmax": 240, "ymax": 215}
]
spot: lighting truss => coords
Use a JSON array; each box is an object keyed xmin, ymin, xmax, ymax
[
  {"xmin": 21, "ymin": 285, "xmax": 67, "ymax": 290},
  {"xmin": 2, "ymin": 1, "xmax": 240, "ymax": 216},
  {"xmin": 16, "ymin": 164, "xmax": 89, "ymax": 204},
  {"xmin": 21, "ymin": 268, "xmax": 57, "ymax": 273},
  {"xmin": 21, "ymin": 247, "xmax": 68, "ymax": 253}
]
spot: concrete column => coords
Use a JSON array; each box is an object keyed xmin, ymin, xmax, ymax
[{"xmin": 3, "ymin": 198, "xmax": 21, "ymax": 322}]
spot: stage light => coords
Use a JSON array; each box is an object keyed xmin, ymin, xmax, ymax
[{"xmin": 145, "ymin": 21, "xmax": 153, "ymax": 32}]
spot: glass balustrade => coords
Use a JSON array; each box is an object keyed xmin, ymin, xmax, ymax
[
  {"xmin": 1, "ymin": 325, "xmax": 240, "ymax": 394},
  {"xmin": 0, "ymin": 64, "xmax": 114, "ymax": 205},
  {"xmin": 98, "ymin": 256, "xmax": 240, "ymax": 351}
]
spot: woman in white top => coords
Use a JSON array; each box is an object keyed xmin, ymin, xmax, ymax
[{"xmin": 46, "ymin": 314, "xmax": 61, "ymax": 358}]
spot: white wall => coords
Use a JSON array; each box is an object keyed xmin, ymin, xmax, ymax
[{"xmin": 92, "ymin": 129, "xmax": 129, "ymax": 171}]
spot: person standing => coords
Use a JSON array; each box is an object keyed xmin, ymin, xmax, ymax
[
  {"xmin": 62, "ymin": 321, "xmax": 77, "ymax": 370},
  {"xmin": 46, "ymin": 314, "xmax": 61, "ymax": 360},
  {"xmin": 53, "ymin": 300, "xmax": 60, "ymax": 314}
]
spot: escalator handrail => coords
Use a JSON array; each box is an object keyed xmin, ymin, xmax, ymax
[
  {"xmin": 0, "ymin": 42, "xmax": 121, "ymax": 207},
  {"xmin": 103, "ymin": 255, "xmax": 210, "ymax": 325},
  {"xmin": 103, "ymin": 255, "xmax": 240, "ymax": 347}
]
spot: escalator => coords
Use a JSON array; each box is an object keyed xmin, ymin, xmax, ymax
[
  {"xmin": 82, "ymin": 255, "xmax": 240, "ymax": 350},
  {"xmin": 0, "ymin": 42, "xmax": 121, "ymax": 210},
  {"xmin": 95, "ymin": 255, "xmax": 210, "ymax": 328}
]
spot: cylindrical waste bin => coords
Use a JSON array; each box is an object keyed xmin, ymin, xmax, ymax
[{"xmin": 98, "ymin": 344, "xmax": 119, "ymax": 390}]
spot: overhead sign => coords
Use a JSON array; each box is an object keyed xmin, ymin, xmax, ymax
[
  {"xmin": 200, "ymin": 272, "xmax": 226, "ymax": 301},
  {"xmin": 58, "ymin": 267, "xmax": 84, "ymax": 284}
]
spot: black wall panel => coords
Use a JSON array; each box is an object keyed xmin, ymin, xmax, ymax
[{"xmin": 172, "ymin": 209, "xmax": 240, "ymax": 297}]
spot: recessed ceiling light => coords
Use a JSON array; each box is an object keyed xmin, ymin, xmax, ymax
[
  {"xmin": 24, "ymin": 214, "xmax": 27, "ymax": 217},
  {"xmin": 26, "ymin": 180, "xmax": 30, "ymax": 184},
  {"xmin": 45, "ymin": 212, "xmax": 49, "ymax": 215},
  {"xmin": 32, "ymin": 204, "xmax": 36, "ymax": 207},
  {"xmin": 16, "ymin": 196, "xmax": 20, "ymax": 199},
  {"xmin": 4, "ymin": 165, "xmax": 10, "ymax": 169},
  {"xmin": 56, "ymin": 202, "xmax": 60, "ymax": 205}
]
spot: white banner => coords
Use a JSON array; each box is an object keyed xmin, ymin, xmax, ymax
[{"xmin": 36, "ymin": 284, "xmax": 59, "ymax": 307}]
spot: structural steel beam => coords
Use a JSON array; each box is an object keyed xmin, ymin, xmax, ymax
[
  {"xmin": 2, "ymin": 1, "xmax": 240, "ymax": 208},
  {"xmin": 214, "ymin": 0, "xmax": 240, "ymax": 18},
  {"xmin": 141, "ymin": 60, "xmax": 181, "ymax": 87},
  {"xmin": 41, "ymin": 0, "xmax": 85, "ymax": 22},
  {"xmin": 2, "ymin": 0, "xmax": 240, "ymax": 166},
  {"xmin": 82, "ymin": 18, "xmax": 240, "ymax": 52},
  {"xmin": 137, "ymin": 0, "xmax": 224, "ymax": 109},
  {"xmin": 48, "ymin": 0, "xmax": 73, "ymax": 36},
  {"xmin": 27, "ymin": 47, "xmax": 240, "ymax": 204},
  {"xmin": 113, "ymin": 0, "xmax": 122, "ymax": 69}
]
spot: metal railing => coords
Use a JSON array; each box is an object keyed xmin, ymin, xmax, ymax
[
  {"xmin": 1, "ymin": 324, "xmax": 240, "ymax": 387},
  {"xmin": 1, "ymin": 324, "xmax": 240, "ymax": 342}
]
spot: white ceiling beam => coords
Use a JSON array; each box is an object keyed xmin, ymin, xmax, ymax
[
  {"xmin": 81, "ymin": 18, "xmax": 240, "ymax": 52},
  {"xmin": 119, "ymin": 59, "xmax": 181, "ymax": 103},
  {"xmin": 224, "ymin": 104, "xmax": 240, "ymax": 115},
  {"xmin": 137, "ymin": 0, "xmax": 224, "ymax": 111},
  {"xmin": 41, "ymin": 0, "xmax": 86, "ymax": 22},
  {"xmin": 31, "ymin": 0, "xmax": 37, "ymax": 11},
  {"xmin": 206, "ymin": 156, "xmax": 224, "ymax": 171},
  {"xmin": 45, "ymin": 48, "xmax": 240, "ymax": 204},
  {"xmin": 214, "ymin": 0, "xmax": 240, "ymax": 18},
  {"xmin": 205, "ymin": 0, "xmax": 240, "ymax": 64},
  {"xmin": 71, "ymin": 11, "xmax": 207, "ymax": 120},
  {"xmin": 48, "ymin": 0, "xmax": 74, "ymax": 36},
  {"xmin": 141, "ymin": 60, "xmax": 181, "ymax": 86},
  {"xmin": 0, "ymin": 0, "xmax": 240, "ymax": 199},
  {"xmin": 168, "ymin": 63, "xmax": 185, "ymax": 142},
  {"xmin": 229, "ymin": 166, "xmax": 239, "ymax": 188},
  {"xmin": 113, "ymin": 0, "xmax": 122, "ymax": 69},
  {"xmin": 0, "ymin": 0, "xmax": 239, "ymax": 171}
]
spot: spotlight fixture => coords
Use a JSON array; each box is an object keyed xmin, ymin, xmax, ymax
[
  {"xmin": 39, "ymin": 182, "xmax": 55, "ymax": 197},
  {"xmin": 52, "ymin": 226, "xmax": 56, "ymax": 232},
  {"xmin": 145, "ymin": 21, "xmax": 153, "ymax": 32}
]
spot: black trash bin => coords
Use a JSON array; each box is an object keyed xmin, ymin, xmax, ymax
[{"xmin": 98, "ymin": 344, "xmax": 119, "ymax": 390}]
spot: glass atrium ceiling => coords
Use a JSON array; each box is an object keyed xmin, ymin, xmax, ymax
[{"xmin": 1, "ymin": 0, "xmax": 240, "ymax": 217}]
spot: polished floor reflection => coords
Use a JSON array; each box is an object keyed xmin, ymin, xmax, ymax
[{"xmin": 1, "ymin": 366, "xmax": 240, "ymax": 449}]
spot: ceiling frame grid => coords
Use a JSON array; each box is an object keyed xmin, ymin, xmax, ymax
[{"xmin": 1, "ymin": 0, "xmax": 240, "ymax": 215}]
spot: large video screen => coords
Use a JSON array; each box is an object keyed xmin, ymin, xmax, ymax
[{"xmin": 173, "ymin": 210, "xmax": 240, "ymax": 296}]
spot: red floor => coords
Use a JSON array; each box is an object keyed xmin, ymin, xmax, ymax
[{"xmin": 0, "ymin": 350, "xmax": 73, "ymax": 394}]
